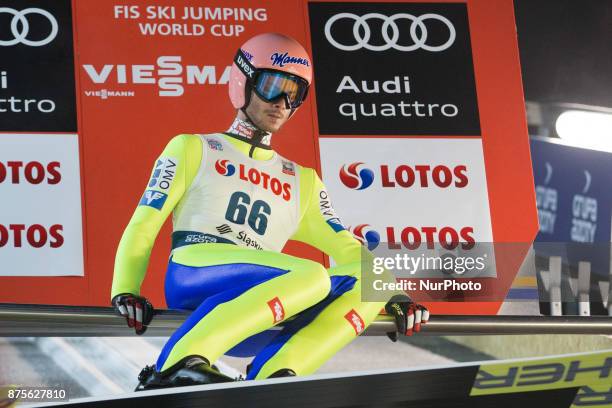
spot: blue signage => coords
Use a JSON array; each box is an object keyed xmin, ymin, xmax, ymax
[{"xmin": 530, "ymin": 137, "xmax": 612, "ymax": 279}]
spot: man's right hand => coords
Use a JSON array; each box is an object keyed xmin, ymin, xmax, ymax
[{"xmin": 112, "ymin": 293, "xmax": 154, "ymax": 335}]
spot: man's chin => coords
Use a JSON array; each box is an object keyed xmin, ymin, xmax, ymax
[{"xmin": 261, "ymin": 122, "xmax": 284, "ymax": 133}]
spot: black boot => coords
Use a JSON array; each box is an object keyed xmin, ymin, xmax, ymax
[
  {"xmin": 135, "ymin": 356, "xmax": 235, "ymax": 391},
  {"xmin": 267, "ymin": 368, "xmax": 297, "ymax": 378}
]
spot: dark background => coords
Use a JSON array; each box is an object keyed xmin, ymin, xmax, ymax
[
  {"xmin": 0, "ymin": 0, "xmax": 76, "ymax": 132},
  {"xmin": 515, "ymin": 0, "xmax": 612, "ymax": 109},
  {"xmin": 309, "ymin": 2, "xmax": 480, "ymax": 136}
]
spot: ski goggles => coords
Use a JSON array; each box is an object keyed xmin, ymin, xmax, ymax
[{"xmin": 234, "ymin": 49, "xmax": 310, "ymax": 109}]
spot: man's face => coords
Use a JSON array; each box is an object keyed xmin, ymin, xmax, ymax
[{"xmin": 244, "ymin": 90, "xmax": 292, "ymax": 133}]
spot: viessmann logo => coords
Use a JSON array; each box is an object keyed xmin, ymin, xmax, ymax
[
  {"xmin": 82, "ymin": 56, "xmax": 231, "ymax": 97},
  {"xmin": 324, "ymin": 13, "xmax": 455, "ymax": 52},
  {"xmin": 340, "ymin": 163, "xmax": 468, "ymax": 189}
]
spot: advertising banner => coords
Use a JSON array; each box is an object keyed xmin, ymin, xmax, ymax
[
  {"xmin": 0, "ymin": 134, "xmax": 84, "ymax": 276},
  {"xmin": 319, "ymin": 138, "xmax": 493, "ymax": 245},
  {"xmin": 0, "ymin": 0, "xmax": 77, "ymax": 131},
  {"xmin": 0, "ymin": 0, "xmax": 82, "ymax": 278},
  {"xmin": 308, "ymin": 2, "xmax": 480, "ymax": 136},
  {"xmin": 531, "ymin": 137, "xmax": 611, "ymax": 245},
  {"xmin": 0, "ymin": 0, "xmax": 537, "ymax": 315},
  {"xmin": 310, "ymin": 1, "xmax": 537, "ymax": 313},
  {"xmin": 531, "ymin": 137, "xmax": 612, "ymax": 280}
]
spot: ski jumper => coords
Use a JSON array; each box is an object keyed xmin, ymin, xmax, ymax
[{"xmin": 112, "ymin": 132, "xmax": 388, "ymax": 379}]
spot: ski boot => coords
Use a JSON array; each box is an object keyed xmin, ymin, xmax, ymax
[
  {"xmin": 245, "ymin": 363, "xmax": 296, "ymax": 379},
  {"xmin": 268, "ymin": 368, "xmax": 297, "ymax": 378},
  {"xmin": 135, "ymin": 356, "xmax": 234, "ymax": 391}
]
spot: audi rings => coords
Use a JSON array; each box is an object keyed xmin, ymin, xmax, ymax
[
  {"xmin": 0, "ymin": 8, "xmax": 58, "ymax": 47},
  {"xmin": 324, "ymin": 13, "xmax": 456, "ymax": 52}
]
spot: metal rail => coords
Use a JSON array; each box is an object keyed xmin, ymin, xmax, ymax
[{"xmin": 0, "ymin": 303, "xmax": 611, "ymax": 337}]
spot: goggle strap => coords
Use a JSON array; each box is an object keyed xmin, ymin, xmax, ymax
[{"xmin": 234, "ymin": 49, "xmax": 257, "ymax": 82}]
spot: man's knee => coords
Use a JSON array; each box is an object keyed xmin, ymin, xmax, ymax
[{"xmin": 308, "ymin": 262, "xmax": 332, "ymax": 295}]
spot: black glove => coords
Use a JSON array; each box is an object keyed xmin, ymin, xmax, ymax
[
  {"xmin": 112, "ymin": 293, "xmax": 154, "ymax": 335},
  {"xmin": 384, "ymin": 294, "xmax": 430, "ymax": 341}
]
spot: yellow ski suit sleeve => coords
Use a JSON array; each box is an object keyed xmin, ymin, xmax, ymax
[
  {"xmin": 291, "ymin": 167, "xmax": 362, "ymax": 266},
  {"xmin": 111, "ymin": 134, "xmax": 201, "ymax": 298}
]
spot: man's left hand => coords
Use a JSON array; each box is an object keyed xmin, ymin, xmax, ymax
[{"xmin": 384, "ymin": 294, "xmax": 430, "ymax": 341}]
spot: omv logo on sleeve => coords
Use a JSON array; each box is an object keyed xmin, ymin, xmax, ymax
[
  {"xmin": 326, "ymin": 217, "xmax": 346, "ymax": 233},
  {"xmin": 319, "ymin": 189, "xmax": 346, "ymax": 232},
  {"xmin": 350, "ymin": 224, "xmax": 380, "ymax": 250},
  {"xmin": 215, "ymin": 159, "xmax": 235, "ymax": 176},
  {"xmin": 148, "ymin": 157, "xmax": 177, "ymax": 191},
  {"xmin": 339, "ymin": 162, "xmax": 374, "ymax": 190},
  {"xmin": 139, "ymin": 190, "xmax": 168, "ymax": 210}
]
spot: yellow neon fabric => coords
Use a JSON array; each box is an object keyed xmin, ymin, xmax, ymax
[
  {"xmin": 159, "ymin": 244, "xmax": 332, "ymax": 371},
  {"xmin": 112, "ymin": 133, "xmax": 392, "ymax": 377},
  {"xmin": 112, "ymin": 134, "xmax": 201, "ymax": 297}
]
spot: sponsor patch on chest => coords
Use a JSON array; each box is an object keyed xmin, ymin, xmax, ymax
[{"xmin": 214, "ymin": 159, "xmax": 293, "ymax": 201}]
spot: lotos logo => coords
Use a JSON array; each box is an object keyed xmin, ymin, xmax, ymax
[
  {"xmin": 270, "ymin": 52, "xmax": 310, "ymax": 68},
  {"xmin": 344, "ymin": 309, "xmax": 365, "ymax": 335},
  {"xmin": 351, "ymin": 223, "xmax": 476, "ymax": 250},
  {"xmin": 216, "ymin": 161, "xmax": 292, "ymax": 201},
  {"xmin": 215, "ymin": 159, "xmax": 236, "ymax": 176},
  {"xmin": 341, "ymin": 163, "xmax": 468, "ymax": 189},
  {"xmin": 0, "ymin": 224, "xmax": 64, "ymax": 248},
  {"xmin": 0, "ymin": 160, "xmax": 61, "ymax": 185},
  {"xmin": 267, "ymin": 297, "xmax": 285, "ymax": 323},
  {"xmin": 240, "ymin": 164, "xmax": 292, "ymax": 201},
  {"xmin": 340, "ymin": 162, "xmax": 374, "ymax": 190},
  {"xmin": 380, "ymin": 164, "xmax": 467, "ymax": 188},
  {"xmin": 387, "ymin": 225, "xmax": 474, "ymax": 250},
  {"xmin": 350, "ymin": 224, "xmax": 380, "ymax": 250}
]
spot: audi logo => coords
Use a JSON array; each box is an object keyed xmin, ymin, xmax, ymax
[
  {"xmin": 324, "ymin": 13, "xmax": 456, "ymax": 52},
  {"xmin": 0, "ymin": 7, "xmax": 58, "ymax": 47}
]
